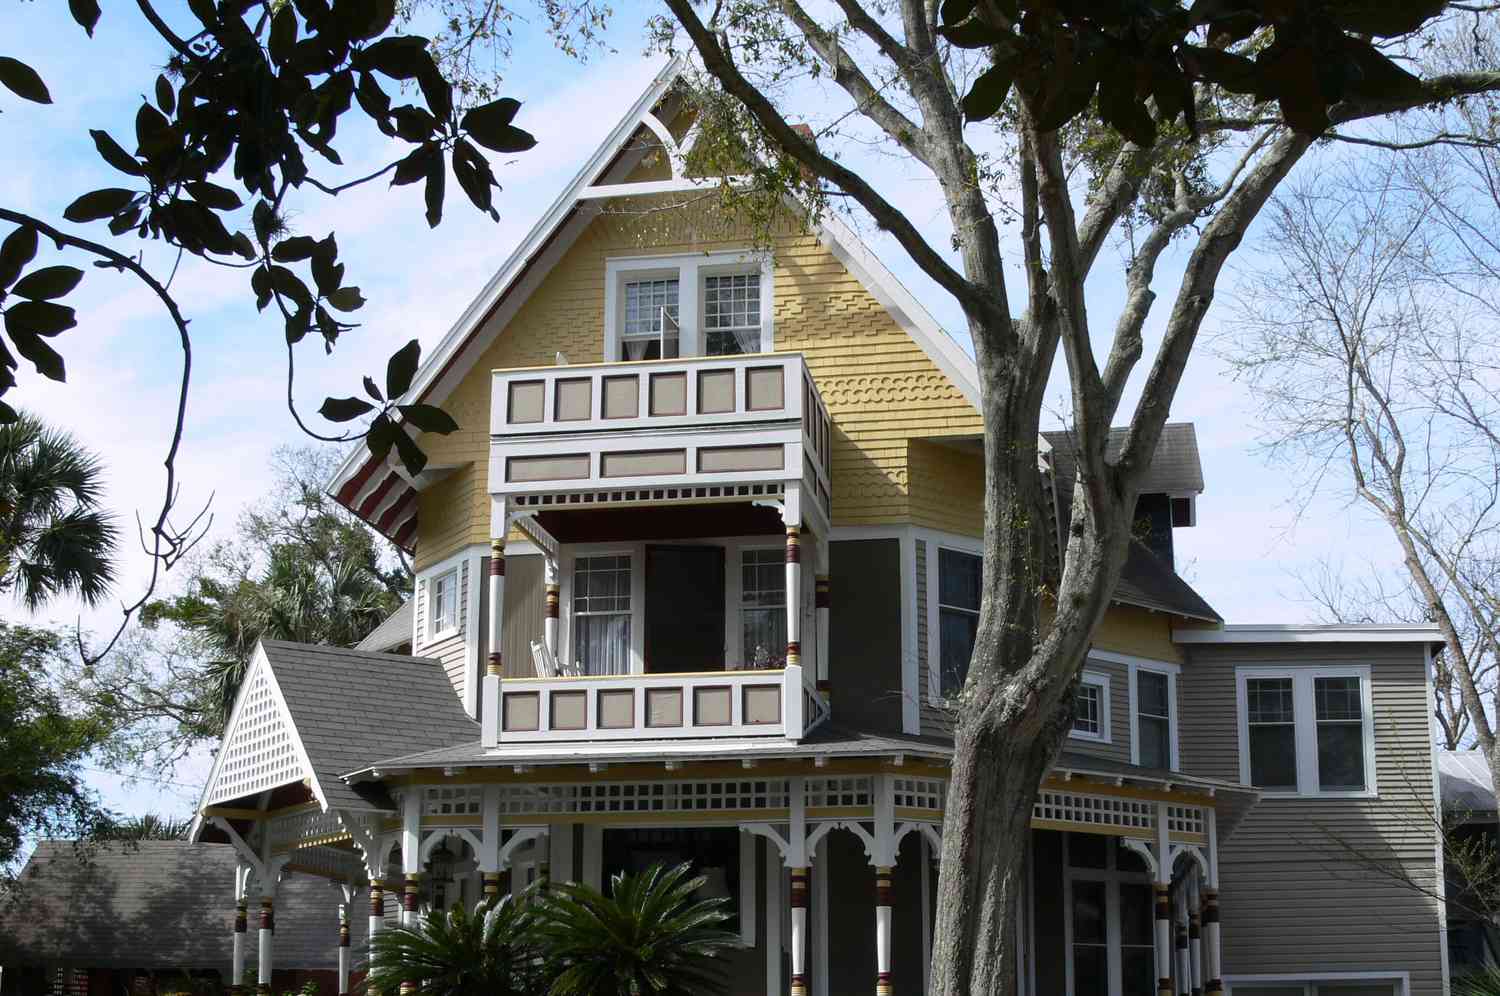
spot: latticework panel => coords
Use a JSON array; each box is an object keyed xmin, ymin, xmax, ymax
[
  {"xmin": 804, "ymin": 776, "xmax": 872, "ymax": 808},
  {"xmin": 270, "ymin": 807, "xmax": 345, "ymax": 850},
  {"xmin": 1033, "ymin": 791, "xmax": 1155, "ymax": 834},
  {"xmin": 495, "ymin": 779, "xmax": 790, "ymax": 816},
  {"xmin": 425, "ymin": 786, "xmax": 484, "ymax": 816},
  {"xmin": 1166, "ymin": 804, "xmax": 1206, "ymax": 838},
  {"xmin": 892, "ymin": 777, "xmax": 946, "ymax": 811},
  {"xmin": 284, "ymin": 843, "xmax": 364, "ymax": 880},
  {"xmin": 512, "ymin": 483, "xmax": 785, "ymax": 510},
  {"xmin": 208, "ymin": 666, "xmax": 305, "ymax": 804}
]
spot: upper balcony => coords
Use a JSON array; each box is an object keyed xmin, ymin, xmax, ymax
[{"xmin": 488, "ymin": 352, "xmax": 832, "ymax": 519}]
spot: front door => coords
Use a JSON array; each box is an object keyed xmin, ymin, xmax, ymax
[{"xmin": 645, "ymin": 544, "xmax": 726, "ymax": 673}]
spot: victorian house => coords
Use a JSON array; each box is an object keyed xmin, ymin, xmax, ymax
[{"xmin": 189, "ymin": 60, "xmax": 1450, "ymax": 996}]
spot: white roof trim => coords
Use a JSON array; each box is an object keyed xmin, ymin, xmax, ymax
[
  {"xmin": 329, "ymin": 55, "xmax": 690, "ymax": 495},
  {"xmin": 1173, "ymin": 624, "xmax": 1444, "ymax": 644}
]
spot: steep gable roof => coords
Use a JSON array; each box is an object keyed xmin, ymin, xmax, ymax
[
  {"xmin": 328, "ymin": 57, "xmax": 982, "ymax": 542},
  {"xmin": 195, "ymin": 640, "xmax": 476, "ymax": 815}
]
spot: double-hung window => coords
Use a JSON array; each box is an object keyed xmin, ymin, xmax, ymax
[
  {"xmin": 740, "ymin": 547, "xmax": 786, "ymax": 668},
  {"xmin": 572, "ymin": 555, "xmax": 632, "ymax": 675},
  {"xmin": 702, "ymin": 273, "xmax": 761, "ymax": 356},
  {"xmin": 1134, "ymin": 670, "xmax": 1172, "ymax": 769},
  {"xmin": 428, "ymin": 568, "xmax": 457, "ymax": 639},
  {"xmin": 1237, "ymin": 667, "xmax": 1374, "ymax": 796},
  {"xmin": 937, "ymin": 548, "xmax": 982, "ymax": 698},
  {"xmin": 620, "ymin": 278, "xmax": 679, "ymax": 360},
  {"xmin": 1071, "ymin": 672, "xmax": 1111, "ymax": 743},
  {"xmin": 1065, "ymin": 834, "xmax": 1155, "ymax": 996}
]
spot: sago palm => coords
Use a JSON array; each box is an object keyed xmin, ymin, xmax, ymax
[
  {"xmin": 1456, "ymin": 968, "xmax": 1500, "ymax": 996},
  {"xmin": 363, "ymin": 894, "xmax": 539, "ymax": 996},
  {"xmin": 534, "ymin": 862, "xmax": 741, "ymax": 996},
  {"xmin": 0, "ymin": 412, "xmax": 117, "ymax": 609}
]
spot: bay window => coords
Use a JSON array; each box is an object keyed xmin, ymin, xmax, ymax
[{"xmin": 1237, "ymin": 666, "xmax": 1374, "ymax": 796}]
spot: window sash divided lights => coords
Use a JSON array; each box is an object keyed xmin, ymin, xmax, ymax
[
  {"xmin": 572, "ymin": 554, "xmax": 632, "ymax": 676},
  {"xmin": 702, "ymin": 273, "xmax": 761, "ymax": 356},
  {"xmin": 1134, "ymin": 669, "xmax": 1172, "ymax": 771},
  {"xmin": 937, "ymin": 547, "xmax": 982, "ymax": 698},
  {"xmin": 1064, "ymin": 834, "xmax": 1157, "ymax": 996},
  {"xmin": 741, "ymin": 547, "xmax": 786, "ymax": 668},
  {"xmin": 429, "ymin": 568, "xmax": 457, "ymax": 638},
  {"xmin": 1072, "ymin": 673, "xmax": 1110, "ymax": 743},
  {"xmin": 1239, "ymin": 667, "xmax": 1373, "ymax": 797},
  {"xmin": 621, "ymin": 278, "xmax": 679, "ymax": 360}
]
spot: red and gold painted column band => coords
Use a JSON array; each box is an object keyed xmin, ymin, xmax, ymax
[
  {"xmin": 369, "ymin": 880, "xmax": 384, "ymax": 918},
  {"xmin": 259, "ymin": 897, "xmax": 274, "ymax": 932},
  {"xmin": 814, "ymin": 575, "xmax": 830, "ymax": 693},
  {"xmin": 789, "ymin": 866, "xmax": 809, "ymax": 996},
  {"xmin": 785, "ymin": 527, "xmax": 801, "ymax": 666},
  {"xmin": 875, "ymin": 866, "xmax": 894, "ymax": 996},
  {"xmin": 488, "ymin": 538, "xmax": 505, "ymax": 676},
  {"xmin": 1155, "ymin": 885, "xmax": 1171, "ymax": 996},
  {"xmin": 544, "ymin": 584, "xmax": 559, "ymax": 619},
  {"xmin": 403, "ymin": 875, "xmax": 420, "ymax": 914},
  {"xmin": 483, "ymin": 872, "xmax": 501, "ymax": 898}
]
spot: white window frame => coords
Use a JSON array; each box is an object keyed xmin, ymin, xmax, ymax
[
  {"xmin": 619, "ymin": 272, "xmax": 681, "ymax": 359},
  {"xmin": 1094, "ymin": 650, "xmax": 1181, "ymax": 772},
  {"xmin": 604, "ymin": 251, "xmax": 773, "ymax": 362},
  {"xmin": 929, "ymin": 540, "xmax": 983, "ymax": 702},
  {"xmin": 1061, "ymin": 833, "xmax": 1158, "ymax": 996},
  {"xmin": 1224, "ymin": 971, "xmax": 1409, "ymax": 996},
  {"xmin": 564, "ymin": 547, "xmax": 641, "ymax": 675},
  {"xmin": 1233, "ymin": 664, "xmax": 1377, "ymax": 799},
  {"xmin": 737, "ymin": 542, "xmax": 788, "ymax": 670},
  {"xmin": 1070, "ymin": 670, "xmax": 1112, "ymax": 745},
  {"xmin": 700, "ymin": 265, "xmax": 765, "ymax": 358},
  {"xmin": 427, "ymin": 567, "xmax": 459, "ymax": 643}
]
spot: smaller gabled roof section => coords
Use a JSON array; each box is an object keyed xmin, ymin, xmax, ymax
[
  {"xmin": 356, "ymin": 600, "xmax": 412, "ymax": 652},
  {"xmin": 1116, "ymin": 540, "xmax": 1221, "ymax": 622},
  {"xmin": 196, "ymin": 640, "xmax": 477, "ymax": 815},
  {"xmin": 1044, "ymin": 423, "xmax": 1205, "ymax": 496},
  {"xmin": 263, "ymin": 640, "xmax": 478, "ymax": 811}
]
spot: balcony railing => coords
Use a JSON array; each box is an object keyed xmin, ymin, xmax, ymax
[
  {"xmin": 495, "ymin": 664, "xmax": 821, "ymax": 743},
  {"xmin": 488, "ymin": 353, "xmax": 832, "ymax": 513}
]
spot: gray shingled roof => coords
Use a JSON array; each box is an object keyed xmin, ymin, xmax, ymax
[
  {"xmin": 1043, "ymin": 422, "xmax": 1205, "ymax": 495},
  {"xmin": 0, "ymin": 842, "xmax": 365, "ymax": 970},
  {"xmin": 355, "ymin": 601, "xmax": 412, "ymax": 652},
  {"xmin": 1114, "ymin": 540, "xmax": 1221, "ymax": 622},
  {"xmin": 348, "ymin": 724, "xmax": 953, "ymax": 776},
  {"xmin": 262, "ymin": 640, "xmax": 478, "ymax": 812}
]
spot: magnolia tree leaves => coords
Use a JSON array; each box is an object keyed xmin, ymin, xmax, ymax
[
  {"xmin": 941, "ymin": 0, "xmax": 1449, "ymax": 142},
  {"xmin": 1, "ymin": 0, "xmax": 543, "ymax": 468}
]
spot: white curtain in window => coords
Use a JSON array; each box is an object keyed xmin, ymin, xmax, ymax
[{"xmin": 576, "ymin": 614, "xmax": 630, "ymax": 675}]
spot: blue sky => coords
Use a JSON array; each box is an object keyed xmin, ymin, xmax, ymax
[{"xmin": 3, "ymin": 0, "xmax": 1406, "ymax": 819}]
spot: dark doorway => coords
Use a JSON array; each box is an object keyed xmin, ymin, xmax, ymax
[{"xmin": 645, "ymin": 544, "xmax": 725, "ymax": 673}]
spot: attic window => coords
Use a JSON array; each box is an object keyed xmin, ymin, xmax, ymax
[
  {"xmin": 621, "ymin": 278, "xmax": 679, "ymax": 360},
  {"xmin": 1170, "ymin": 496, "xmax": 1195, "ymax": 527},
  {"xmin": 605, "ymin": 253, "xmax": 773, "ymax": 361}
]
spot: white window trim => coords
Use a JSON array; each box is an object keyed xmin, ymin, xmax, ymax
[
  {"xmin": 1095, "ymin": 650, "xmax": 1182, "ymax": 772},
  {"xmin": 1234, "ymin": 664, "xmax": 1378, "ymax": 799},
  {"xmin": 1061, "ymin": 833, "xmax": 1158, "ymax": 995},
  {"xmin": 1224, "ymin": 971, "xmax": 1409, "ymax": 996},
  {"xmin": 427, "ymin": 567, "xmax": 460, "ymax": 644},
  {"xmin": 924, "ymin": 531, "xmax": 984, "ymax": 706},
  {"xmin": 604, "ymin": 251, "xmax": 774, "ymax": 362},
  {"xmin": 563, "ymin": 546, "xmax": 643, "ymax": 675},
  {"xmin": 1070, "ymin": 670, "xmax": 1112, "ymax": 745}
]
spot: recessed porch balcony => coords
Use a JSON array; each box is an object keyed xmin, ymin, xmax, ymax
[{"xmin": 488, "ymin": 351, "xmax": 833, "ymax": 520}]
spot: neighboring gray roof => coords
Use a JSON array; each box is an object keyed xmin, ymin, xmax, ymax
[
  {"xmin": 0, "ymin": 841, "xmax": 364, "ymax": 969},
  {"xmin": 347, "ymin": 724, "xmax": 953, "ymax": 777},
  {"xmin": 1441, "ymin": 751, "xmax": 1497, "ymax": 816},
  {"xmin": 262, "ymin": 640, "xmax": 478, "ymax": 812},
  {"xmin": 356, "ymin": 600, "xmax": 412, "ymax": 652},
  {"xmin": 1115, "ymin": 540, "xmax": 1221, "ymax": 623},
  {"xmin": 1043, "ymin": 422, "xmax": 1205, "ymax": 496}
]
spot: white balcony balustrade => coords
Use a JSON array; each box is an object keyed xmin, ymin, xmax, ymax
[{"xmin": 489, "ymin": 352, "xmax": 832, "ymax": 515}]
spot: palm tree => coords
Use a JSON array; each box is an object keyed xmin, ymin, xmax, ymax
[
  {"xmin": 99, "ymin": 812, "xmax": 193, "ymax": 840},
  {"xmin": 534, "ymin": 863, "xmax": 741, "ymax": 996},
  {"xmin": 1456, "ymin": 968, "xmax": 1500, "ymax": 996},
  {"xmin": 364, "ymin": 894, "xmax": 540, "ymax": 996},
  {"xmin": 0, "ymin": 412, "xmax": 117, "ymax": 609}
]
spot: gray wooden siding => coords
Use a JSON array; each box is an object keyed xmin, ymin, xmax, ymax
[
  {"xmin": 1179, "ymin": 642, "xmax": 1444, "ymax": 994},
  {"xmin": 916, "ymin": 538, "xmax": 957, "ymax": 738},
  {"xmin": 414, "ymin": 558, "xmax": 470, "ymax": 704},
  {"xmin": 1067, "ymin": 657, "xmax": 1131, "ymax": 765}
]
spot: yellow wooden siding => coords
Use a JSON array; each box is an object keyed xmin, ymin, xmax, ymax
[
  {"xmin": 908, "ymin": 439, "xmax": 984, "ymax": 537},
  {"xmin": 1090, "ymin": 605, "xmax": 1183, "ymax": 664},
  {"xmin": 410, "ymin": 193, "xmax": 981, "ymax": 568}
]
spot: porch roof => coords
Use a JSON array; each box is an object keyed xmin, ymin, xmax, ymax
[
  {"xmin": 343, "ymin": 724, "xmax": 952, "ymax": 778},
  {"xmin": 1050, "ymin": 750, "xmax": 1261, "ymax": 840}
]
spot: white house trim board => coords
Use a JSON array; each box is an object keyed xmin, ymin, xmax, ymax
[
  {"xmin": 1173, "ymin": 624, "xmax": 1443, "ymax": 644},
  {"xmin": 1069, "ymin": 669, "xmax": 1112, "ymax": 745},
  {"xmin": 1223, "ymin": 972, "xmax": 1410, "ymax": 996}
]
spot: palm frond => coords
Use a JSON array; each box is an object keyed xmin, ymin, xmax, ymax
[
  {"xmin": 362, "ymin": 894, "xmax": 539, "ymax": 996},
  {"xmin": 1455, "ymin": 968, "xmax": 1500, "ymax": 996}
]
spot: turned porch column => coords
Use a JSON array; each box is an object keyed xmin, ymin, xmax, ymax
[
  {"xmin": 874, "ymin": 866, "xmax": 894, "ymax": 996},
  {"xmin": 785, "ymin": 526, "xmax": 802, "ymax": 669},
  {"xmin": 256, "ymin": 895, "xmax": 274, "ymax": 995},
  {"xmin": 1154, "ymin": 801, "xmax": 1172, "ymax": 996},
  {"xmin": 1204, "ymin": 808, "xmax": 1223, "ymax": 996},
  {"xmin": 543, "ymin": 557, "xmax": 559, "ymax": 660},
  {"xmin": 789, "ymin": 866, "xmax": 810, "ymax": 996},
  {"xmin": 368, "ymin": 879, "xmax": 385, "ymax": 939},
  {"xmin": 231, "ymin": 895, "xmax": 247, "ymax": 993},
  {"xmin": 1190, "ymin": 876, "xmax": 1204, "ymax": 996},
  {"xmin": 482, "ymin": 498, "xmax": 507, "ymax": 745},
  {"xmin": 337, "ymin": 897, "xmax": 351, "ymax": 996}
]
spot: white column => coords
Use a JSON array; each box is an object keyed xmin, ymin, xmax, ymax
[
  {"xmin": 1204, "ymin": 807, "xmax": 1223, "ymax": 996},
  {"xmin": 790, "ymin": 866, "xmax": 810, "ymax": 996},
  {"xmin": 785, "ymin": 525, "xmax": 803, "ymax": 670},
  {"xmin": 337, "ymin": 898, "xmax": 351, "ymax": 995},
  {"xmin": 765, "ymin": 844, "xmax": 783, "ymax": 996},
  {"xmin": 479, "ymin": 784, "xmax": 503, "ymax": 903},
  {"xmin": 368, "ymin": 878, "xmax": 385, "ymax": 941},
  {"xmin": 874, "ymin": 866, "xmax": 894, "ymax": 996},
  {"xmin": 1154, "ymin": 801, "xmax": 1172, "ymax": 996},
  {"xmin": 1175, "ymin": 907, "xmax": 1191, "ymax": 996},
  {"xmin": 1190, "ymin": 875, "xmax": 1204, "ymax": 996},
  {"xmin": 231, "ymin": 896, "xmax": 247, "ymax": 991},
  {"xmin": 256, "ymin": 894, "xmax": 274, "ymax": 994},
  {"xmin": 482, "ymin": 500, "xmax": 507, "ymax": 746},
  {"xmin": 401, "ymin": 789, "xmax": 422, "ymax": 927},
  {"xmin": 543, "ymin": 557, "xmax": 559, "ymax": 660}
]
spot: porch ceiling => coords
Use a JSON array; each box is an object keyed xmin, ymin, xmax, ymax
[{"xmin": 535, "ymin": 500, "xmax": 787, "ymax": 543}]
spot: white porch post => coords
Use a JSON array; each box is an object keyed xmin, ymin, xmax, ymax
[
  {"xmin": 401, "ymin": 789, "xmax": 422, "ymax": 930},
  {"xmin": 785, "ymin": 525, "xmax": 803, "ymax": 670},
  {"xmin": 1204, "ymin": 807, "xmax": 1223, "ymax": 996},
  {"xmin": 256, "ymin": 893, "xmax": 274, "ymax": 994},
  {"xmin": 1154, "ymin": 801, "xmax": 1172, "ymax": 996},
  {"xmin": 788, "ymin": 776, "xmax": 810, "ymax": 996},
  {"xmin": 543, "ymin": 557, "xmax": 560, "ymax": 660},
  {"xmin": 337, "ymin": 890, "xmax": 353, "ymax": 996},
  {"xmin": 482, "ymin": 498, "xmax": 507, "ymax": 747},
  {"xmin": 871, "ymin": 774, "xmax": 898, "ymax": 996},
  {"xmin": 232, "ymin": 862, "xmax": 249, "ymax": 993},
  {"xmin": 1190, "ymin": 875, "xmax": 1204, "ymax": 996},
  {"xmin": 480, "ymin": 784, "xmax": 503, "ymax": 900},
  {"xmin": 367, "ymin": 878, "xmax": 385, "ymax": 940},
  {"xmin": 1175, "ymin": 906, "xmax": 1191, "ymax": 996}
]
